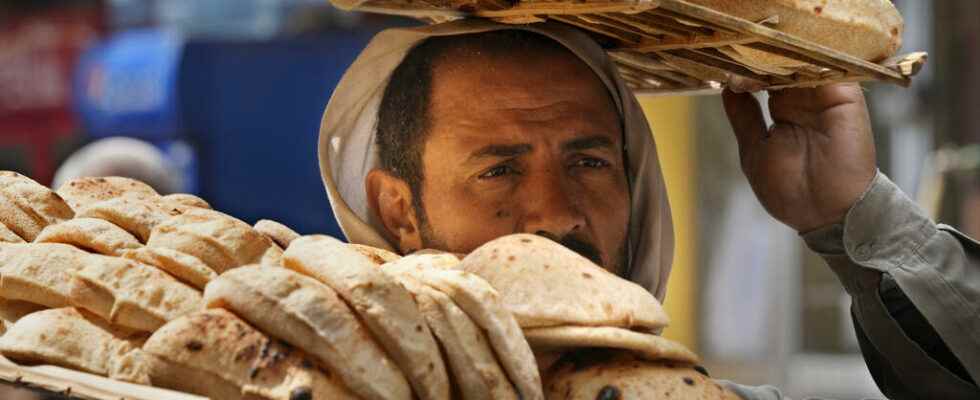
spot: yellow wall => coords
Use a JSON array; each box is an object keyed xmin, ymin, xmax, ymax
[{"xmin": 638, "ymin": 96, "xmax": 698, "ymax": 352}]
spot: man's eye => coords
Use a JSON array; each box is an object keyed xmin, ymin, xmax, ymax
[
  {"xmin": 574, "ymin": 158, "xmax": 610, "ymax": 169},
  {"xmin": 479, "ymin": 165, "xmax": 515, "ymax": 179}
]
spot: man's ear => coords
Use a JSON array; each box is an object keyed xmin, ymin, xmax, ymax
[{"xmin": 365, "ymin": 169, "xmax": 423, "ymax": 254}]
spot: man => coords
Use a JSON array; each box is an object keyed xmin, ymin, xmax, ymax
[{"xmin": 317, "ymin": 20, "xmax": 980, "ymax": 399}]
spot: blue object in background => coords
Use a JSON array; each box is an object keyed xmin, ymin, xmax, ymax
[
  {"xmin": 177, "ymin": 32, "xmax": 377, "ymax": 236},
  {"xmin": 73, "ymin": 29, "xmax": 185, "ymax": 140}
]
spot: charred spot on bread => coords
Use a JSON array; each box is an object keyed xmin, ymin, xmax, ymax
[
  {"xmin": 595, "ymin": 385, "xmax": 621, "ymax": 400},
  {"xmin": 289, "ymin": 387, "xmax": 313, "ymax": 400},
  {"xmin": 683, "ymin": 376, "xmax": 695, "ymax": 386},
  {"xmin": 184, "ymin": 340, "xmax": 203, "ymax": 352}
]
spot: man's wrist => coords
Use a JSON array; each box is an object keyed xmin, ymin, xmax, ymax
[{"xmin": 802, "ymin": 169, "xmax": 937, "ymax": 276}]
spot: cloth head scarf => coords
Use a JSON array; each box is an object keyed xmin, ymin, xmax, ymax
[{"xmin": 317, "ymin": 19, "xmax": 675, "ymax": 300}]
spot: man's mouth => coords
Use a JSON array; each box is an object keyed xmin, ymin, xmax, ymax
[{"xmin": 557, "ymin": 235, "xmax": 603, "ymax": 267}]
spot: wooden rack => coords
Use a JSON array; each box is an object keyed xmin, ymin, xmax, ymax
[
  {"xmin": 341, "ymin": 0, "xmax": 927, "ymax": 94},
  {"xmin": 0, "ymin": 356, "xmax": 204, "ymax": 400}
]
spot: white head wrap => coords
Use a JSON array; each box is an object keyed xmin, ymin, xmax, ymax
[{"xmin": 317, "ymin": 19, "xmax": 675, "ymax": 300}]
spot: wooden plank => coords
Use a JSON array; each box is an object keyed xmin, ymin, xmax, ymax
[
  {"xmin": 353, "ymin": 1, "xmax": 468, "ymax": 18},
  {"xmin": 609, "ymin": 51, "xmax": 705, "ymax": 86},
  {"xmin": 579, "ymin": 13, "xmax": 670, "ymax": 39},
  {"xmin": 0, "ymin": 356, "xmax": 206, "ymax": 400},
  {"xmin": 664, "ymin": 48, "xmax": 773, "ymax": 84},
  {"xmin": 630, "ymin": 33, "xmax": 757, "ymax": 51},
  {"xmin": 599, "ymin": 12, "xmax": 688, "ymax": 39},
  {"xmin": 656, "ymin": 0, "xmax": 909, "ymax": 86},
  {"xmin": 550, "ymin": 15, "xmax": 644, "ymax": 44},
  {"xmin": 739, "ymin": 41, "xmax": 848, "ymax": 73},
  {"xmin": 475, "ymin": 0, "xmax": 658, "ymax": 18},
  {"xmin": 646, "ymin": 6, "xmax": 736, "ymax": 34},
  {"xmin": 881, "ymin": 51, "xmax": 928, "ymax": 76},
  {"xmin": 640, "ymin": 11, "xmax": 714, "ymax": 36}
]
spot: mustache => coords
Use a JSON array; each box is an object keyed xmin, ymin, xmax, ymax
[{"xmin": 546, "ymin": 234, "xmax": 603, "ymax": 266}]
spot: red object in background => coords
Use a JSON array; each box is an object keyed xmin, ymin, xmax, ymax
[{"xmin": 0, "ymin": 3, "xmax": 105, "ymax": 184}]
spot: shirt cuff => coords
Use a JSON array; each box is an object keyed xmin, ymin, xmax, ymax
[{"xmin": 801, "ymin": 170, "xmax": 936, "ymax": 292}]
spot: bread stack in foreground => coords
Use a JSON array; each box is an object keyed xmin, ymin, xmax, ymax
[{"xmin": 0, "ymin": 170, "xmax": 735, "ymax": 399}]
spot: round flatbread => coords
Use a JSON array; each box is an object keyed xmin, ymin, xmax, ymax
[
  {"xmin": 122, "ymin": 247, "xmax": 217, "ymax": 290},
  {"xmin": 0, "ymin": 222, "xmax": 25, "ymax": 243},
  {"xmin": 349, "ymin": 243, "xmax": 401, "ymax": 265},
  {"xmin": 283, "ymin": 235, "xmax": 449, "ymax": 400},
  {"xmin": 144, "ymin": 309, "xmax": 358, "ymax": 400},
  {"xmin": 523, "ymin": 326, "xmax": 699, "ymax": 365},
  {"xmin": 457, "ymin": 234, "xmax": 669, "ymax": 331},
  {"xmin": 0, "ymin": 171, "xmax": 74, "ymax": 241},
  {"xmin": 147, "ymin": 208, "xmax": 279, "ymax": 274},
  {"xmin": 415, "ymin": 284, "xmax": 519, "ymax": 400},
  {"xmin": 254, "ymin": 219, "xmax": 301, "ymax": 249},
  {"xmin": 160, "ymin": 193, "xmax": 211, "ymax": 210},
  {"xmin": 0, "ymin": 298, "xmax": 44, "ymax": 335},
  {"xmin": 34, "ymin": 218, "xmax": 142, "ymax": 257},
  {"xmin": 77, "ymin": 197, "xmax": 176, "ymax": 243},
  {"xmin": 544, "ymin": 351, "xmax": 738, "ymax": 400},
  {"xmin": 685, "ymin": 0, "xmax": 903, "ymax": 67},
  {"xmin": 203, "ymin": 265, "xmax": 411, "ymax": 400},
  {"xmin": 0, "ymin": 307, "xmax": 150, "ymax": 384},
  {"xmin": 382, "ymin": 254, "xmax": 543, "ymax": 400},
  {"xmin": 70, "ymin": 254, "xmax": 202, "ymax": 332},
  {"xmin": 56, "ymin": 176, "xmax": 160, "ymax": 211},
  {"xmin": 0, "ymin": 243, "xmax": 88, "ymax": 308}
]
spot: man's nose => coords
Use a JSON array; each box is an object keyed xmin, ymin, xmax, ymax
[{"xmin": 520, "ymin": 174, "xmax": 586, "ymax": 239}]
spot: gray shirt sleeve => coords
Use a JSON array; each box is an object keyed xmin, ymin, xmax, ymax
[{"xmin": 802, "ymin": 171, "xmax": 980, "ymax": 399}]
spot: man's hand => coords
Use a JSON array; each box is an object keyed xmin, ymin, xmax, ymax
[{"xmin": 721, "ymin": 83, "xmax": 877, "ymax": 233}]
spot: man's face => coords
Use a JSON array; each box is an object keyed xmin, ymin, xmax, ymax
[{"xmin": 416, "ymin": 49, "xmax": 630, "ymax": 273}]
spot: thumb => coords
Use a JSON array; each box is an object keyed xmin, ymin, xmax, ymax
[{"xmin": 721, "ymin": 89, "xmax": 768, "ymax": 162}]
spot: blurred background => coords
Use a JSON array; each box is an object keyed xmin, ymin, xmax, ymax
[{"xmin": 0, "ymin": 0, "xmax": 977, "ymax": 399}]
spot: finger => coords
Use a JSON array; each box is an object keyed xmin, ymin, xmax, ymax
[
  {"xmin": 721, "ymin": 89, "xmax": 768, "ymax": 152},
  {"xmin": 769, "ymin": 88, "xmax": 817, "ymax": 128}
]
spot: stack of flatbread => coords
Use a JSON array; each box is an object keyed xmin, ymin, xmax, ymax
[
  {"xmin": 456, "ymin": 234, "xmax": 740, "ymax": 399},
  {"xmin": 0, "ymin": 172, "xmax": 280, "ymax": 389},
  {"xmin": 0, "ymin": 171, "xmax": 737, "ymax": 399}
]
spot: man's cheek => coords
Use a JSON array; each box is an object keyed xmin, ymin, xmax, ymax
[{"xmin": 428, "ymin": 192, "xmax": 516, "ymax": 251}]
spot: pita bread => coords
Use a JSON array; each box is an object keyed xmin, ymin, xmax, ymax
[
  {"xmin": 34, "ymin": 217, "xmax": 142, "ymax": 257},
  {"xmin": 70, "ymin": 254, "xmax": 202, "ymax": 332},
  {"xmin": 349, "ymin": 243, "xmax": 401, "ymax": 265},
  {"xmin": 56, "ymin": 176, "xmax": 160, "ymax": 211},
  {"xmin": 77, "ymin": 197, "xmax": 176, "ymax": 243},
  {"xmin": 121, "ymin": 247, "xmax": 217, "ymax": 290},
  {"xmin": 0, "ymin": 223, "xmax": 24, "ymax": 243},
  {"xmin": 0, "ymin": 307, "xmax": 150, "ymax": 384},
  {"xmin": 381, "ymin": 254, "xmax": 543, "ymax": 400},
  {"xmin": 147, "ymin": 208, "xmax": 278, "ymax": 273},
  {"xmin": 523, "ymin": 326, "xmax": 700, "ymax": 365},
  {"xmin": 203, "ymin": 265, "xmax": 411, "ymax": 400},
  {"xmin": 686, "ymin": 0, "xmax": 902, "ymax": 67},
  {"xmin": 283, "ymin": 235, "xmax": 450, "ymax": 400},
  {"xmin": 415, "ymin": 284, "xmax": 519, "ymax": 400},
  {"xmin": 0, "ymin": 243, "xmax": 88, "ymax": 308},
  {"xmin": 544, "ymin": 350, "xmax": 738, "ymax": 400},
  {"xmin": 0, "ymin": 171, "xmax": 74, "ymax": 241},
  {"xmin": 0, "ymin": 298, "xmax": 44, "ymax": 335},
  {"xmin": 457, "ymin": 234, "xmax": 669, "ymax": 331},
  {"xmin": 383, "ymin": 257, "xmax": 515, "ymax": 400},
  {"xmin": 144, "ymin": 308, "xmax": 358, "ymax": 400},
  {"xmin": 254, "ymin": 219, "xmax": 301, "ymax": 249},
  {"xmin": 161, "ymin": 193, "xmax": 211, "ymax": 210}
]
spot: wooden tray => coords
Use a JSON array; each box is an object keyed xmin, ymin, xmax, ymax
[
  {"xmin": 336, "ymin": 0, "xmax": 927, "ymax": 95},
  {"xmin": 0, "ymin": 356, "xmax": 205, "ymax": 400}
]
